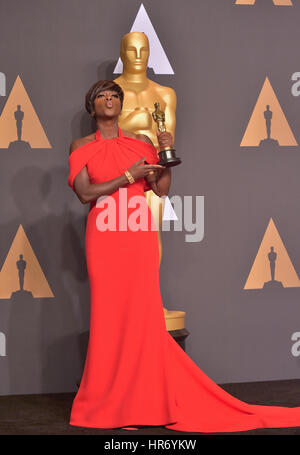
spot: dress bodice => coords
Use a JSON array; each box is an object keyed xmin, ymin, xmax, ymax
[{"xmin": 68, "ymin": 127, "xmax": 159, "ymax": 197}]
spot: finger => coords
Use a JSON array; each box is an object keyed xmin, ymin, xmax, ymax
[
  {"xmin": 159, "ymin": 143, "xmax": 172, "ymax": 148},
  {"xmin": 159, "ymin": 135, "xmax": 172, "ymax": 143},
  {"xmin": 159, "ymin": 136, "xmax": 172, "ymax": 142},
  {"xmin": 143, "ymin": 165, "xmax": 161, "ymax": 170},
  {"xmin": 136, "ymin": 157, "xmax": 146, "ymax": 164}
]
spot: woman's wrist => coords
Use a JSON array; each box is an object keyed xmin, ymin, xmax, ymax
[{"xmin": 124, "ymin": 170, "xmax": 135, "ymax": 184}]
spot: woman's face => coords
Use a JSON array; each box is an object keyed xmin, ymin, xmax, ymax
[{"xmin": 93, "ymin": 90, "xmax": 121, "ymax": 118}]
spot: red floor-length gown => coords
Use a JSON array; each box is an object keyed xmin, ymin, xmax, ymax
[{"xmin": 67, "ymin": 127, "xmax": 300, "ymax": 432}]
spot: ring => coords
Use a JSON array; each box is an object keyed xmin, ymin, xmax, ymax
[{"xmin": 149, "ymin": 171, "xmax": 154, "ymax": 175}]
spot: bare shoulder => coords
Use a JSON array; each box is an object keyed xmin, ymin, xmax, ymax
[
  {"xmin": 69, "ymin": 133, "xmax": 95, "ymax": 155},
  {"xmin": 122, "ymin": 129, "xmax": 154, "ymax": 146}
]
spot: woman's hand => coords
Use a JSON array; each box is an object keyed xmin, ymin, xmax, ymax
[
  {"xmin": 145, "ymin": 166, "xmax": 165, "ymax": 184},
  {"xmin": 156, "ymin": 130, "xmax": 173, "ymax": 149},
  {"xmin": 127, "ymin": 157, "xmax": 165, "ymax": 181}
]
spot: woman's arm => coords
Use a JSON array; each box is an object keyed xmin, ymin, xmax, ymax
[
  {"xmin": 145, "ymin": 167, "xmax": 171, "ymax": 197},
  {"xmin": 69, "ymin": 140, "xmax": 129, "ymax": 204},
  {"xmin": 151, "ymin": 167, "xmax": 171, "ymax": 197},
  {"xmin": 69, "ymin": 140, "xmax": 164, "ymax": 204},
  {"xmin": 140, "ymin": 134, "xmax": 172, "ymax": 197},
  {"xmin": 73, "ymin": 166, "xmax": 129, "ymax": 204}
]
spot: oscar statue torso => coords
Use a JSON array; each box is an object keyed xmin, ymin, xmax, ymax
[{"xmin": 113, "ymin": 77, "xmax": 176, "ymax": 148}]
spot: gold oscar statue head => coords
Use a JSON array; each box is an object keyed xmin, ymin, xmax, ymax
[
  {"xmin": 114, "ymin": 31, "xmax": 176, "ymax": 145},
  {"xmin": 120, "ymin": 32, "xmax": 149, "ymax": 76}
]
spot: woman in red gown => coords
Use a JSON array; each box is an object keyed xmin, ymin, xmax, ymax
[{"xmin": 68, "ymin": 80, "xmax": 300, "ymax": 433}]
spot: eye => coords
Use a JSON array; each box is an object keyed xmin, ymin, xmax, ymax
[
  {"xmin": 97, "ymin": 94, "xmax": 105, "ymax": 98},
  {"xmin": 112, "ymin": 94, "xmax": 119, "ymax": 98}
]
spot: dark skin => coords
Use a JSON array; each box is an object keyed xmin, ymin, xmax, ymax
[{"xmin": 69, "ymin": 89, "xmax": 172, "ymax": 204}]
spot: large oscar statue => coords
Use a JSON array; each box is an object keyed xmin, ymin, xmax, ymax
[{"xmin": 114, "ymin": 31, "xmax": 186, "ymax": 332}]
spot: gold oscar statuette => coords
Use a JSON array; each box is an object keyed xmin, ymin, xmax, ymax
[{"xmin": 152, "ymin": 102, "xmax": 182, "ymax": 168}]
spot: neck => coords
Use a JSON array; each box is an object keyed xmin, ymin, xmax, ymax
[
  {"xmin": 96, "ymin": 118, "xmax": 119, "ymax": 138},
  {"xmin": 121, "ymin": 68, "xmax": 148, "ymax": 83}
]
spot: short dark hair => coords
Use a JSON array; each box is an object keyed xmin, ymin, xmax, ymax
[{"xmin": 85, "ymin": 80, "xmax": 124, "ymax": 115}]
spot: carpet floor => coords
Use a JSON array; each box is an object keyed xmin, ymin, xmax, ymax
[{"xmin": 1, "ymin": 379, "xmax": 300, "ymax": 435}]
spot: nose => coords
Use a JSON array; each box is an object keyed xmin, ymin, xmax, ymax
[
  {"xmin": 105, "ymin": 93, "xmax": 112, "ymax": 100},
  {"xmin": 136, "ymin": 48, "xmax": 142, "ymax": 59}
]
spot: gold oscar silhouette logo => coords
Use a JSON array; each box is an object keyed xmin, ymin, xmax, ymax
[
  {"xmin": 235, "ymin": 0, "xmax": 292, "ymax": 5},
  {"xmin": 244, "ymin": 218, "xmax": 300, "ymax": 290},
  {"xmin": 240, "ymin": 77, "xmax": 297, "ymax": 149},
  {"xmin": 0, "ymin": 225, "xmax": 54, "ymax": 300},
  {"xmin": 0, "ymin": 75, "xmax": 51, "ymax": 150}
]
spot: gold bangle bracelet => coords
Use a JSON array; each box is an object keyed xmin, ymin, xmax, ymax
[{"xmin": 125, "ymin": 170, "xmax": 135, "ymax": 184}]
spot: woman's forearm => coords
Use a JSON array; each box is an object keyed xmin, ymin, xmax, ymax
[
  {"xmin": 79, "ymin": 174, "xmax": 129, "ymax": 203},
  {"xmin": 151, "ymin": 168, "xmax": 171, "ymax": 197},
  {"xmin": 77, "ymin": 167, "xmax": 171, "ymax": 203}
]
